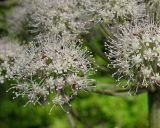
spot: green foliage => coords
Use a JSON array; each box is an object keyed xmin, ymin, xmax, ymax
[
  {"xmin": 72, "ymin": 93, "xmax": 148, "ymax": 128},
  {"xmin": 0, "ymin": 77, "xmax": 148, "ymax": 128}
]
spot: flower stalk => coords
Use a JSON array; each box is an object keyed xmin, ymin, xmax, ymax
[{"xmin": 148, "ymin": 88, "xmax": 160, "ymax": 128}]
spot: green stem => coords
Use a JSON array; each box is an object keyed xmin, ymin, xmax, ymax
[
  {"xmin": 84, "ymin": 39, "xmax": 108, "ymax": 61},
  {"xmin": 148, "ymin": 88, "xmax": 160, "ymax": 128}
]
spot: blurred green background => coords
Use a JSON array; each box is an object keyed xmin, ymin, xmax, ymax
[{"xmin": 0, "ymin": 1, "xmax": 148, "ymax": 128}]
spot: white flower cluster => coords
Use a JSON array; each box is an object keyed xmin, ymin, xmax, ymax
[
  {"xmin": 5, "ymin": 0, "xmax": 147, "ymax": 106},
  {"xmin": 107, "ymin": 20, "xmax": 160, "ymax": 88},
  {"xmin": 8, "ymin": 34, "xmax": 95, "ymax": 106},
  {"xmin": 4, "ymin": 0, "xmax": 99, "ymax": 107},
  {"xmin": 3, "ymin": 0, "xmax": 99, "ymax": 109},
  {"xmin": 8, "ymin": 0, "xmax": 145, "ymax": 37},
  {"xmin": 0, "ymin": 38, "xmax": 22, "ymax": 83}
]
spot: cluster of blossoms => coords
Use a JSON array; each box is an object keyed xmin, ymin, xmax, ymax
[
  {"xmin": 8, "ymin": 35, "xmax": 95, "ymax": 106},
  {"xmin": 105, "ymin": 0, "xmax": 160, "ymax": 91},
  {"xmin": 107, "ymin": 20, "xmax": 160, "ymax": 89},
  {"xmin": 3, "ymin": 0, "xmax": 153, "ymax": 107},
  {"xmin": 8, "ymin": 0, "xmax": 145, "ymax": 37},
  {"xmin": 0, "ymin": 38, "xmax": 22, "ymax": 84},
  {"xmin": 5, "ymin": 0, "xmax": 99, "ymax": 107}
]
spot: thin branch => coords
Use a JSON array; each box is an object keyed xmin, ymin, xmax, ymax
[
  {"xmin": 69, "ymin": 108, "xmax": 82, "ymax": 122},
  {"xmin": 82, "ymin": 37, "xmax": 108, "ymax": 61},
  {"xmin": 93, "ymin": 90, "xmax": 128, "ymax": 96},
  {"xmin": 99, "ymin": 24, "xmax": 113, "ymax": 42},
  {"xmin": 67, "ymin": 113, "xmax": 77, "ymax": 128},
  {"xmin": 93, "ymin": 63, "xmax": 109, "ymax": 72},
  {"xmin": 98, "ymin": 24, "xmax": 110, "ymax": 38},
  {"xmin": 96, "ymin": 82, "xmax": 117, "ymax": 87},
  {"xmin": 93, "ymin": 85, "xmax": 147, "ymax": 96}
]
